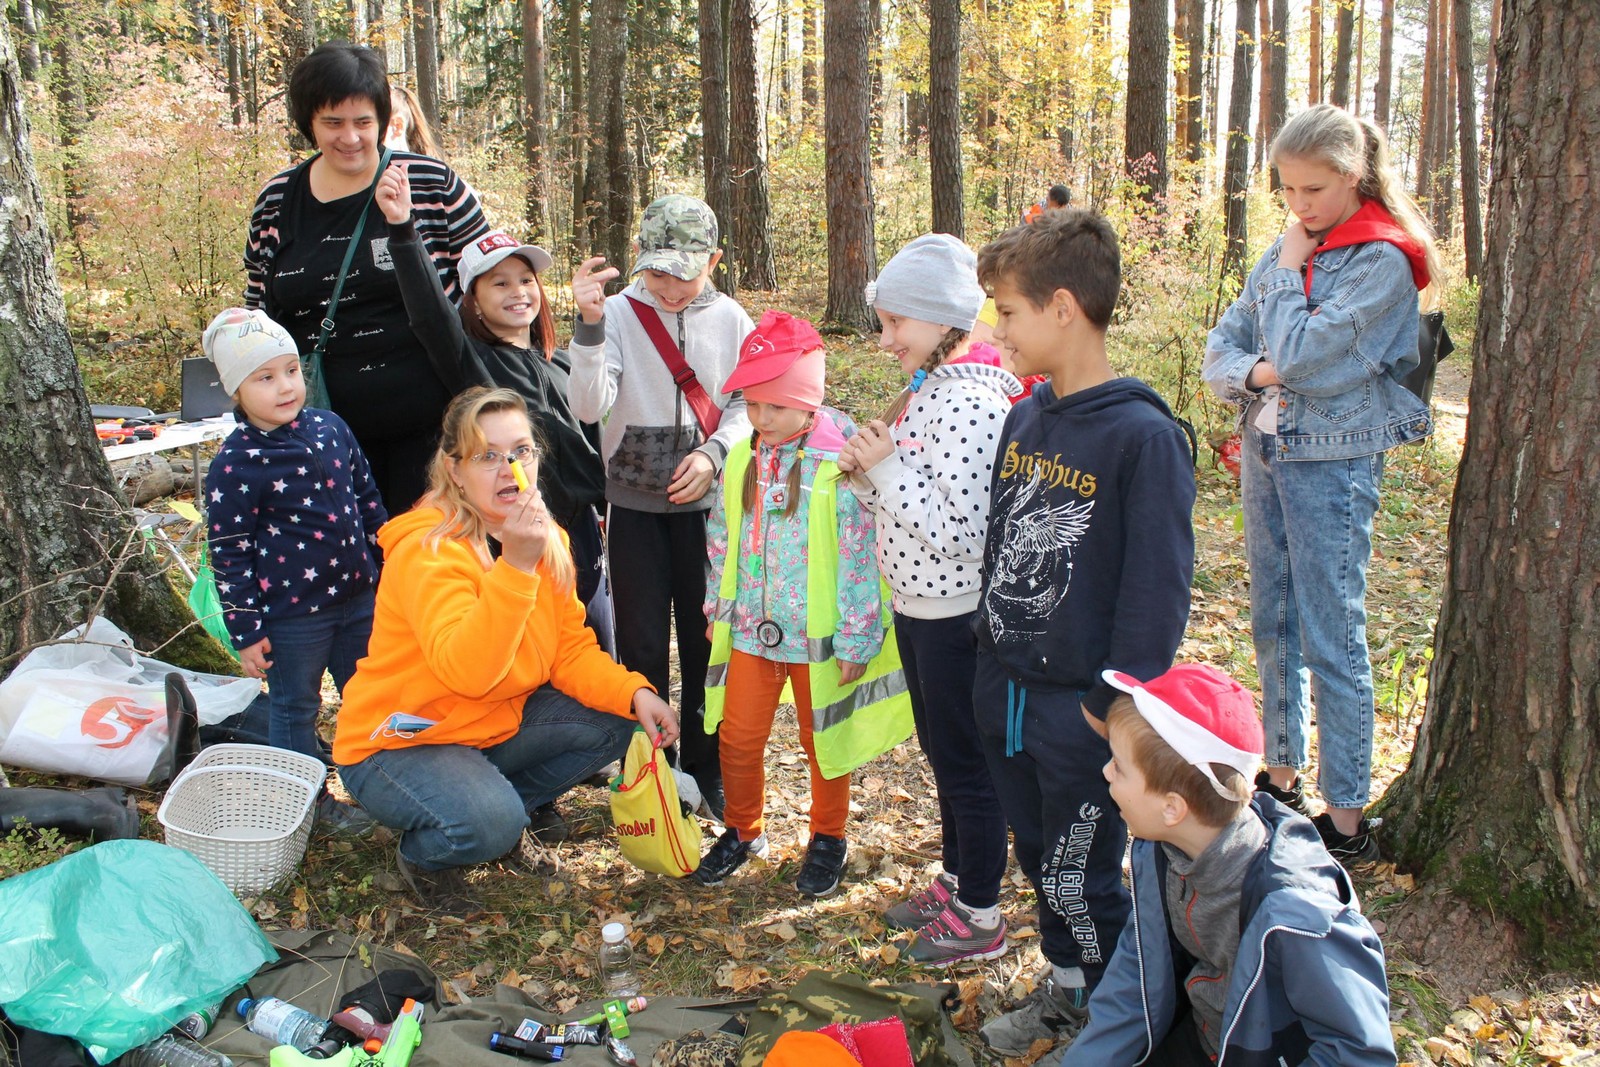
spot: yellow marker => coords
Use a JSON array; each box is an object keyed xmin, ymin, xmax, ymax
[{"xmin": 510, "ymin": 459, "xmax": 530, "ymax": 491}]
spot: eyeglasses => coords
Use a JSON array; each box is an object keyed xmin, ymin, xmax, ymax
[{"xmin": 466, "ymin": 444, "xmax": 537, "ymax": 468}]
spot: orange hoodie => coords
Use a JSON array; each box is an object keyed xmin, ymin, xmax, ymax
[{"xmin": 333, "ymin": 507, "xmax": 650, "ymax": 765}]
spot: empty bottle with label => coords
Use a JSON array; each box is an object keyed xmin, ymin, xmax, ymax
[
  {"xmin": 120, "ymin": 1033, "xmax": 233, "ymax": 1067},
  {"xmin": 236, "ymin": 996, "xmax": 332, "ymax": 1051},
  {"xmin": 597, "ymin": 922, "xmax": 639, "ymax": 998},
  {"xmin": 173, "ymin": 1001, "xmax": 223, "ymax": 1040}
]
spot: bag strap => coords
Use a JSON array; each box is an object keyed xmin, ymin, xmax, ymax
[
  {"xmin": 624, "ymin": 295, "xmax": 722, "ymax": 441},
  {"xmin": 304, "ymin": 147, "xmax": 393, "ymax": 407},
  {"xmin": 645, "ymin": 740, "xmax": 698, "ymax": 875}
]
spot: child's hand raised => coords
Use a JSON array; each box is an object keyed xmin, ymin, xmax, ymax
[
  {"xmin": 375, "ymin": 163, "xmax": 413, "ymax": 226},
  {"xmin": 573, "ymin": 256, "xmax": 621, "ymax": 325},
  {"xmin": 847, "ymin": 420, "xmax": 896, "ymax": 472}
]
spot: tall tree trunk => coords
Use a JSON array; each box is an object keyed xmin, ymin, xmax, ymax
[
  {"xmin": 1375, "ymin": 0, "xmax": 1394, "ymax": 127},
  {"xmin": 1267, "ymin": 0, "xmax": 1288, "ymax": 187},
  {"xmin": 1221, "ymin": 0, "xmax": 1255, "ymax": 281},
  {"xmin": 1452, "ymin": 0, "xmax": 1481, "ymax": 281},
  {"xmin": 1380, "ymin": 0, "xmax": 1600, "ymax": 965},
  {"xmin": 285, "ymin": 0, "xmax": 316, "ymax": 76},
  {"xmin": 698, "ymin": 0, "xmax": 732, "ymax": 292},
  {"xmin": 928, "ymin": 0, "xmax": 963, "ymax": 234},
  {"xmin": 225, "ymin": 17, "xmax": 243, "ymax": 126},
  {"xmin": 729, "ymin": 0, "xmax": 775, "ymax": 288},
  {"xmin": 1174, "ymin": 0, "xmax": 1192, "ymax": 161},
  {"xmin": 0, "ymin": 19, "xmax": 228, "ymax": 672},
  {"xmin": 411, "ymin": 0, "xmax": 440, "ymax": 132},
  {"xmin": 822, "ymin": 0, "xmax": 875, "ymax": 331},
  {"xmin": 581, "ymin": 0, "xmax": 630, "ymax": 273},
  {"xmin": 1354, "ymin": 0, "xmax": 1364, "ymax": 115},
  {"xmin": 1183, "ymin": 0, "xmax": 1206, "ymax": 163},
  {"xmin": 45, "ymin": 0, "xmax": 86, "ymax": 288},
  {"xmin": 522, "ymin": 0, "xmax": 547, "ymax": 241},
  {"xmin": 1254, "ymin": 0, "xmax": 1269, "ymax": 172},
  {"xmin": 1125, "ymin": 0, "xmax": 1169, "ymax": 200},
  {"xmin": 1204, "ymin": 0, "xmax": 1222, "ymax": 151},
  {"xmin": 800, "ymin": 0, "xmax": 817, "ymax": 120},
  {"xmin": 1331, "ymin": 0, "xmax": 1355, "ymax": 107},
  {"xmin": 1426, "ymin": 0, "xmax": 1453, "ymax": 235},
  {"xmin": 1484, "ymin": 0, "xmax": 1501, "ymax": 143},
  {"xmin": 1416, "ymin": 0, "xmax": 1438, "ymax": 201},
  {"xmin": 566, "ymin": 0, "xmax": 586, "ymax": 249},
  {"xmin": 15, "ymin": 0, "xmax": 41, "ymax": 80},
  {"xmin": 868, "ymin": 0, "xmax": 883, "ymax": 162},
  {"xmin": 1309, "ymin": 0, "xmax": 1323, "ymax": 104}
]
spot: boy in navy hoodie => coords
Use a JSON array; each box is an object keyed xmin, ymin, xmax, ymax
[
  {"xmin": 1060, "ymin": 664, "xmax": 1394, "ymax": 1066},
  {"xmin": 972, "ymin": 210, "xmax": 1196, "ymax": 1057}
]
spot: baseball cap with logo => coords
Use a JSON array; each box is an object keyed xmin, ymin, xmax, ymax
[
  {"xmin": 458, "ymin": 231, "xmax": 553, "ymax": 292},
  {"xmin": 630, "ymin": 195, "xmax": 720, "ymax": 281}
]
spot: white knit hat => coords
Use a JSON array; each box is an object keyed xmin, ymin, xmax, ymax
[
  {"xmin": 865, "ymin": 233, "xmax": 986, "ymax": 332},
  {"xmin": 202, "ymin": 309, "xmax": 299, "ymax": 394}
]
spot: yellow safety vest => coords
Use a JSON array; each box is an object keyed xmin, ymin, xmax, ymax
[{"xmin": 703, "ymin": 442, "xmax": 914, "ymax": 779}]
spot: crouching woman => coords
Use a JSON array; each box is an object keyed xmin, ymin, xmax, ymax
[{"xmin": 333, "ymin": 387, "xmax": 679, "ymax": 912}]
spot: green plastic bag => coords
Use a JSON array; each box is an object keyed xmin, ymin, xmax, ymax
[
  {"xmin": 0, "ymin": 839, "xmax": 276, "ymax": 1063},
  {"xmin": 188, "ymin": 541, "xmax": 240, "ymax": 660}
]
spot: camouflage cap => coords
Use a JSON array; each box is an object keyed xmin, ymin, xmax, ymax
[{"xmin": 631, "ymin": 195, "xmax": 720, "ymax": 280}]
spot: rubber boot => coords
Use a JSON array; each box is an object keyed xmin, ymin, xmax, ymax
[
  {"xmin": 164, "ymin": 672, "xmax": 202, "ymax": 779},
  {"xmin": 0, "ymin": 786, "xmax": 141, "ymax": 841}
]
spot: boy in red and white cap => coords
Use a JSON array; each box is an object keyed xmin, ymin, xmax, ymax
[{"xmin": 1054, "ymin": 663, "xmax": 1394, "ymax": 1066}]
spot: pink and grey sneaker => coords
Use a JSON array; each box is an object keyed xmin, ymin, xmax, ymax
[
  {"xmin": 903, "ymin": 902, "xmax": 1008, "ymax": 966},
  {"xmin": 884, "ymin": 871, "xmax": 957, "ymax": 930}
]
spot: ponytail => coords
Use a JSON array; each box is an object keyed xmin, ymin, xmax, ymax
[{"xmin": 877, "ymin": 326, "xmax": 968, "ymax": 425}]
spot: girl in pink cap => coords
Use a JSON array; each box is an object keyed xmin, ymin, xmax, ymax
[{"xmin": 695, "ymin": 310, "xmax": 910, "ymax": 898}]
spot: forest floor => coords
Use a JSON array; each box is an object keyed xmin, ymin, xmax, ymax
[{"xmin": 6, "ymin": 331, "xmax": 1599, "ymax": 1065}]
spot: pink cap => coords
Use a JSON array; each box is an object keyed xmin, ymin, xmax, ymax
[
  {"xmin": 1102, "ymin": 664, "xmax": 1264, "ymax": 800},
  {"xmin": 723, "ymin": 310, "xmax": 826, "ymax": 411}
]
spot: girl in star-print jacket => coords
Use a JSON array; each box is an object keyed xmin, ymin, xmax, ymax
[{"xmin": 203, "ymin": 309, "xmax": 388, "ymax": 762}]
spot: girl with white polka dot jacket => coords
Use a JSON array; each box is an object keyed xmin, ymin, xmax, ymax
[{"xmin": 837, "ymin": 233, "xmax": 1020, "ymax": 966}]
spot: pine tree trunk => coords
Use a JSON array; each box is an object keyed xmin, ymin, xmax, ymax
[
  {"xmin": 1204, "ymin": 0, "xmax": 1221, "ymax": 151},
  {"xmin": 1452, "ymin": 0, "xmax": 1481, "ymax": 281},
  {"xmin": 1416, "ymin": 0, "xmax": 1438, "ymax": 201},
  {"xmin": 1374, "ymin": 0, "xmax": 1394, "ymax": 127},
  {"xmin": 1174, "ymin": 0, "xmax": 1191, "ymax": 161},
  {"xmin": 1183, "ymin": 0, "xmax": 1206, "ymax": 163},
  {"xmin": 1125, "ymin": 0, "xmax": 1169, "ymax": 200},
  {"xmin": 729, "ymin": 0, "xmax": 776, "ymax": 289},
  {"xmin": 1309, "ymin": 0, "xmax": 1323, "ymax": 104},
  {"xmin": 1254, "ymin": 0, "xmax": 1269, "ymax": 173},
  {"xmin": 522, "ymin": 0, "xmax": 547, "ymax": 241},
  {"xmin": 581, "ymin": 0, "xmax": 630, "ymax": 273},
  {"xmin": 566, "ymin": 0, "xmax": 586, "ymax": 248},
  {"xmin": 15, "ymin": 0, "xmax": 40, "ymax": 80},
  {"xmin": 411, "ymin": 0, "xmax": 440, "ymax": 132},
  {"xmin": 1379, "ymin": 0, "xmax": 1600, "ymax": 966},
  {"xmin": 1266, "ymin": 0, "xmax": 1287, "ymax": 187},
  {"xmin": 698, "ymin": 0, "xmax": 732, "ymax": 292},
  {"xmin": 822, "ymin": 0, "xmax": 875, "ymax": 331},
  {"xmin": 928, "ymin": 0, "xmax": 963, "ymax": 234},
  {"xmin": 800, "ymin": 0, "xmax": 817, "ymax": 118},
  {"xmin": 1484, "ymin": 0, "xmax": 1500, "ymax": 142},
  {"xmin": 0, "ymin": 20, "xmax": 233, "ymax": 674},
  {"xmin": 1331, "ymin": 0, "xmax": 1354, "ymax": 107},
  {"xmin": 46, "ymin": 0, "xmax": 87, "ymax": 288},
  {"xmin": 1221, "ymin": 0, "xmax": 1254, "ymax": 281}
]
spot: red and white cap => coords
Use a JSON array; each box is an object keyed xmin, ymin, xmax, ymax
[
  {"xmin": 1102, "ymin": 664, "xmax": 1264, "ymax": 800},
  {"xmin": 458, "ymin": 231, "xmax": 553, "ymax": 292}
]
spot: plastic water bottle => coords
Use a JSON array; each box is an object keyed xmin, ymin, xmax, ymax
[
  {"xmin": 120, "ymin": 1033, "xmax": 234, "ymax": 1067},
  {"xmin": 173, "ymin": 1001, "xmax": 222, "ymax": 1040},
  {"xmin": 236, "ymin": 996, "xmax": 332, "ymax": 1051},
  {"xmin": 597, "ymin": 922, "xmax": 639, "ymax": 997}
]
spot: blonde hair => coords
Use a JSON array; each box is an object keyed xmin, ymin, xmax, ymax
[
  {"xmin": 877, "ymin": 326, "xmax": 968, "ymax": 425},
  {"xmin": 1271, "ymin": 103, "xmax": 1442, "ymax": 302},
  {"xmin": 421, "ymin": 387, "xmax": 575, "ymax": 592}
]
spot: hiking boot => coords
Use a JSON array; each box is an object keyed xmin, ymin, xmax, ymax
[
  {"xmin": 1255, "ymin": 771, "xmax": 1312, "ymax": 817},
  {"xmin": 796, "ymin": 833, "xmax": 849, "ymax": 898},
  {"xmin": 314, "ymin": 791, "xmax": 378, "ymax": 837},
  {"xmin": 395, "ymin": 846, "xmax": 478, "ymax": 915},
  {"xmin": 500, "ymin": 829, "xmax": 562, "ymax": 877},
  {"xmin": 979, "ymin": 972, "xmax": 1090, "ymax": 1057},
  {"xmin": 526, "ymin": 801, "xmax": 571, "ymax": 844},
  {"xmin": 885, "ymin": 872, "xmax": 958, "ymax": 930},
  {"xmin": 1313, "ymin": 812, "xmax": 1382, "ymax": 864},
  {"xmin": 903, "ymin": 903, "xmax": 1008, "ymax": 966},
  {"xmin": 693, "ymin": 827, "xmax": 768, "ymax": 885}
]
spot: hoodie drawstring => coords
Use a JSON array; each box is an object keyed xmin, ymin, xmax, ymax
[{"xmin": 1006, "ymin": 679, "xmax": 1028, "ymax": 757}]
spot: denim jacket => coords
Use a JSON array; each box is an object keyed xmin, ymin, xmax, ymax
[{"xmin": 1204, "ymin": 236, "xmax": 1432, "ymax": 461}]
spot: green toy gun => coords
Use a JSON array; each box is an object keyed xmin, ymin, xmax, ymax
[{"xmin": 268, "ymin": 1003, "xmax": 422, "ymax": 1067}]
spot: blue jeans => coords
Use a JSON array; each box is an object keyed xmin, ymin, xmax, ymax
[
  {"xmin": 338, "ymin": 685, "xmax": 635, "ymax": 871},
  {"xmin": 263, "ymin": 590, "xmax": 375, "ymax": 761},
  {"xmin": 1241, "ymin": 425, "xmax": 1383, "ymax": 809}
]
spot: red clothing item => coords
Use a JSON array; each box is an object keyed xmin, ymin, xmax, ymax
[
  {"xmin": 1306, "ymin": 199, "xmax": 1430, "ymax": 296},
  {"xmin": 333, "ymin": 507, "xmax": 649, "ymax": 764},
  {"xmin": 947, "ymin": 341, "xmax": 1045, "ymax": 405}
]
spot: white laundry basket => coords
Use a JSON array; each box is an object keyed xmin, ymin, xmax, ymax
[{"xmin": 157, "ymin": 744, "xmax": 326, "ymax": 895}]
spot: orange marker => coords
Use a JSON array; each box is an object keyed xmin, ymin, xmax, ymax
[{"xmin": 510, "ymin": 458, "xmax": 529, "ymax": 491}]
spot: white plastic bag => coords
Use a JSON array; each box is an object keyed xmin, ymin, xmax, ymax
[{"xmin": 0, "ymin": 618, "xmax": 260, "ymax": 785}]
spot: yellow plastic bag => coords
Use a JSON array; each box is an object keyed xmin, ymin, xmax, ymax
[{"xmin": 610, "ymin": 728, "xmax": 700, "ymax": 877}]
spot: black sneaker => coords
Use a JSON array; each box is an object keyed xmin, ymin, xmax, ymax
[
  {"xmin": 694, "ymin": 827, "xmax": 768, "ymax": 885},
  {"xmin": 395, "ymin": 845, "xmax": 478, "ymax": 915},
  {"xmin": 1313, "ymin": 812, "xmax": 1382, "ymax": 864},
  {"xmin": 1255, "ymin": 771, "xmax": 1312, "ymax": 816},
  {"xmin": 795, "ymin": 834, "xmax": 848, "ymax": 898},
  {"xmin": 526, "ymin": 801, "xmax": 571, "ymax": 844}
]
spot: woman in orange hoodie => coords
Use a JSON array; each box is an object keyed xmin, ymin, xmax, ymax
[{"xmin": 334, "ymin": 387, "xmax": 679, "ymax": 913}]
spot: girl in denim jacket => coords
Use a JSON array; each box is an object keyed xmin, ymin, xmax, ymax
[{"xmin": 1203, "ymin": 104, "xmax": 1436, "ymax": 862}]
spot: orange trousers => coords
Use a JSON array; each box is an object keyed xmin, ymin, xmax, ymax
[{"xmin": 719, "ymin": 648, "xmax": 851, "ymax": 840}]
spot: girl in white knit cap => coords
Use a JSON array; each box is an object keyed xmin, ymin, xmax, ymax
[{"xmin": 837, "ymin": 234, "xmax": 1019, "ymax": 965}]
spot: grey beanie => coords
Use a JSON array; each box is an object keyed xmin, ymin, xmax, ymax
[{"xmin": 866, "ymin": 233, "xmax": 986, "ymax": 332}]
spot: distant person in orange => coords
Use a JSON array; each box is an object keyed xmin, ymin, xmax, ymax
[{"xmin": 1021, "ymin": 184, "xmax": 1072, "ymax": 224}]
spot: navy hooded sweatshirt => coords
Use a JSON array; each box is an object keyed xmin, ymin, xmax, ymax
[{"xmin": 977, "ymin": 376, "xmax": 1196, "ymax": 718}]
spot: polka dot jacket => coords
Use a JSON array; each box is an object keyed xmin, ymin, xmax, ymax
[
  {"xmin": 854, "ymin": 362, "xmax": 1019, "ymax": 619},
  {"xmin": 206, "ymin": 408, "xmax": 387, "ymax": 649}
]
